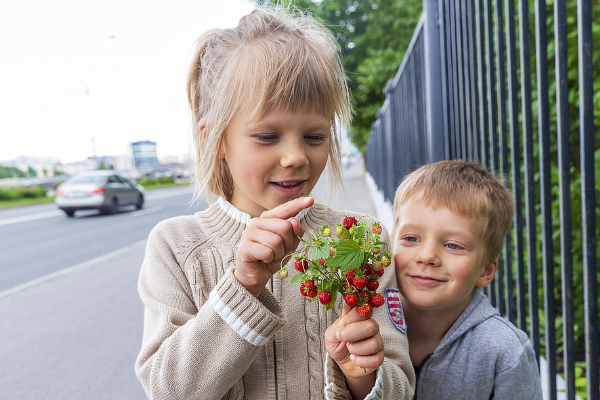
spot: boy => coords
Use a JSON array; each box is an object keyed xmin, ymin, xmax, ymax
[{"xmin": 388, "ymin": 160, "xmax": 542, "ymax": 399}]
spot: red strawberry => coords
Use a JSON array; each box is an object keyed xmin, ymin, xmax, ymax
[
  {"xmin": 367, "ymin": 279, "xmax": 379, "ymax": 291},
  {"xmin": 356, "ymin": 303, "xmax": 373, "ymax": 318},
  {"xmin": 306, "ymin": 286, "xmax": 318, "ymax": 298},
  {"xmin": 369, "ymin": 293, "xmax": 385, "ymax": 308},
  {"xmin": 303, "ymin": 279, "xmax": 315, "ymax": 289},
  {"xmin": 344, "ymin": 292, "xmax": 358, "ymax": 307},
  {"xmin": 353, "ymin": 276, "xmax": 368, "ymax": 290},
  {"xmin": 319, "ymin": 258, "xmax": 326, "ymax": 266},
  {"xmin": 300, "ymin": 285, "xmax": 309, "ymax": 296},
  {"xmin": 374, "ymin": 268, "xmax": 385, "ymax": 277},
  {"xmin": 372, "ymin": 223, "xmax": 382, "ymax": 235},
  {"xmin": 295, "ymin": 258, "xmax": 308, "ymax": 272},
  {"xmin": 343, "ymin": 216, "xmax": 357, "ymax": 230},
  {"xmin": 364, "ymin": 263, "xmax": 373, "ymax": 275},
  {"xmin": 318, "ymin": 290, "xmax": 332, "ymax": 305},
  {"xmin": 360, "ymin": 290, "xmax": 370, "ymax": 300}
]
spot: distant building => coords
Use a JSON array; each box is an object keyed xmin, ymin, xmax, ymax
[{"xmin": 131, "ymin": 141, "xmax": 160, "ymax": 175}]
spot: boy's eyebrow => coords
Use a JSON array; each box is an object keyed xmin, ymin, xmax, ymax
[{"xmin": 396, "ymin": 222, "xmax": 478, "ymax": 242}]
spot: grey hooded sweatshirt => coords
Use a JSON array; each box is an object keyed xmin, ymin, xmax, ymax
[{"xmin": 412, "ymin": 289, "xmax": 542, "ymax": 399}]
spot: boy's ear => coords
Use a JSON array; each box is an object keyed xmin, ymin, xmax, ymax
[{"xmin": 476, "ymin": 258, "xmax": 498, "ymax": 288}]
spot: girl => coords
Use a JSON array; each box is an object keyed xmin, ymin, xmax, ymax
[{"xmin": 135, "ymin": 5, "xmax": 414, "ymax": 399}]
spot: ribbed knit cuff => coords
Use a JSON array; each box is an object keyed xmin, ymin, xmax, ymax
[
  {"xmin": 209, "ymin": 268, "xmax": 286, "ymax": 346},
  {"xmin": 324, "ymin": 353, "xmax": 352, "ymax": 400}
]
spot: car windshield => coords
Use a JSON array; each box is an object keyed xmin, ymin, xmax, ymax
[{"xmin": 68, "ymin": 175, "xmax": 107, "ymax": 185}]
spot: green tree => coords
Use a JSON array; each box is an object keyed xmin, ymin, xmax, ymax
[{"xmin": 290, "ymin": 0, "xmax": 422, "ymax": 152}]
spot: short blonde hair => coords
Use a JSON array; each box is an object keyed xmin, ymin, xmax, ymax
[
  {"xmin": 392, "ymin": 160, "xmax": 514, "ymax": 261},
  {"xmin": 187, "ymin": 6, "xmax": 352, "ymax": 203}
]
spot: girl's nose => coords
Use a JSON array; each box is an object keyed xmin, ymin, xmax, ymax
[{"xmin": 280, "ymin": 143, "xmax": 309, "ymax": 168}]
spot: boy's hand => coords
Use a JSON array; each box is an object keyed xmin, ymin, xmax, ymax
[
  {"xmin": 234, "ymin": 197, "xmax": 314, "ymax": 297},
  {"xmin": 325, "ymin": 305, "xmax": 384, "ymax": 397}
]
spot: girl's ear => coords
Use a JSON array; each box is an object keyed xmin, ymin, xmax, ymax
[
  {"xmin": 476, "ymin": 258, "xmax": 498, "ymax": 288},
  {"xmin": 198, "ymin": 118, "xmax": 207, "ymax": 139}
]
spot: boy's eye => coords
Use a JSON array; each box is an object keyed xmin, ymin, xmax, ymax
[
  {"xmin": 404, "ymin": 236, "xmax": 418, "ymax": 243},
  {"xmin": 445, "ymin": 243, "xmax": 463, "ymax": 250}
]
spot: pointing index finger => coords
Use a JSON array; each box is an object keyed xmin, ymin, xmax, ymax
[{"xmin": 260, "ymin": 197, "xmax": 314, "ymax": 220}]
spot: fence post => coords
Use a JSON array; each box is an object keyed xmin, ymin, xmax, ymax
[{"xmin": 423, "ymin": 0, "xmax": 445, "ymax": 162}]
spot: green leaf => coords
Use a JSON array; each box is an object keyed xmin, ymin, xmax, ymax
[
  {"xmin": 289, "ymin": 272, "xmax": 304, "ymax": 284},
  {"xmin": 311, "ymin": 241, "xmax": 330, "ymax": 260},
  {"xmin": 327, "ymin": 240, "xmax": 365, "ymax": 273}
]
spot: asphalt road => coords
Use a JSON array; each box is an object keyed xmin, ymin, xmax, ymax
[
  {"xmin": 0, "ymin": 160, "xmax": 379, "ymax": 400},
  {"xmin": 0, "ymin": 186, "xmax": 204, "ymax": 400}
]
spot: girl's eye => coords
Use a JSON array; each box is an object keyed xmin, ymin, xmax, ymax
[
  {"xmin": 305, "ymin": 134, "xmax": 326, "ymax": 144},
  {"xmin": 256, "ymin": 134, "xmax": 278, "ymax": 142}
]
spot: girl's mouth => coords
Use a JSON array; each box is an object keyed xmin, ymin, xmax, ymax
[{"xmin": 271, "ymin": 180, "xmax": 307, "ymax": 195}]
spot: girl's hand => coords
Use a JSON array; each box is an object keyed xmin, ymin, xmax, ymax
[
  {"xmin": 325, "ymin": 305, "xmax": 384, "ymax": 397},
  {"xmin": 234, "ymin": 197, "xmax": 314, "ymax": 297}
]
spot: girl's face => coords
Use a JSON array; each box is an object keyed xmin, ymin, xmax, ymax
[{"xmin": 220, "ymin": 107, "xmax": 331, "ymax": 217}]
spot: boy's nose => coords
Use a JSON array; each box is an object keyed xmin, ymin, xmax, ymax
[
  {"xmin": 415, "ymin": 242, "xmax": 440, "ymax": 266},
  {"xmin": 280, "ymin": 143, "xmax": 309, "ymax": 168}
]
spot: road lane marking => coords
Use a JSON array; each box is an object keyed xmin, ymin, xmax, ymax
[
  {"xmin": 131, "ymin": 206, "xmax": 162, "ymax": 217},
  {"xmin": 0, "ymin": 240, "xmax": 147, "ymax": 300},
  {"xmin": 0, "ymin": 211, "xmax": 63, "ymax": 227}
]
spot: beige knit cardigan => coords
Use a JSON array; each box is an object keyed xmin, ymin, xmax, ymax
[{"xmin": 135, "ymin": 198, "xmax": 415, "ymax": 399}]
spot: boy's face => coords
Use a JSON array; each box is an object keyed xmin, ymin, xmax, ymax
[
  {"xmin": 220, "ymin": 107, "xmax": 330, "ymax": 217},
  {"xmin": 393, "ymin": 200, "xmax": 497, "ymax": 316}
]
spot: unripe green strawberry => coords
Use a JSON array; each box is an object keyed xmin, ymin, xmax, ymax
[
  {"xmin": 381, "ymin": 256, "xmax": 391, "ymax": 267},
  {"xmin": 279, "ymin": 269, "xmax": 288, "ymax": 279},
  {"xmin": 336, "ymin": 225, "xmax": 344, "ymax": 235},
  {"xmin": 344, "ymin": 292, "xmax": 358, "ymax": 307},
  {"xmin": 368, "ymin": 293, "xmax": 385, "ymax": 308},
  {"xmin": 323, "ymin": 227, "xmax": 332, "ymax": 237},
  {"xmin": 372, "ymin": 261, "xmax": 383, "ymax": 271},
  {"xmin": 318, "ymin": 290, "xmax": 332, "ymax": 305},
  {"xmin": 356, "ymin": 303, "xmax": 373, "ymax": 318},
  {"xmin": 329, "ymin": 246, "xmax": 337, "ymax": 257},
  {"xmin": 371, "ymin": 246, "xmax": 380, "ymax": 254}
]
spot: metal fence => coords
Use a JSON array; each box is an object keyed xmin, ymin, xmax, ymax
[{"xmin": 365, "ymin": 1, "xmax": 598, "ymax": 399}]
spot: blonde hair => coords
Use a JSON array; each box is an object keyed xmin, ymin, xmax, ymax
[
  {"xmin": 187, "ymin": 5, "xmax": 352, "ymax": 203},
  {"xmin": 392, "ymin": 160, "xmax": 514, "ymax": 261}
]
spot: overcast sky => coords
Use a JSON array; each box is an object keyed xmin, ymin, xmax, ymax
[{"xmin": 0, "ymin": 0, "xmax": 256, "ymax": 164}]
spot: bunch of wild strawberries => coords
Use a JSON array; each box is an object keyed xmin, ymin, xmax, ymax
[{"xmin": 279, "ymin": 215, "xmax": 392, "ymax": 318}]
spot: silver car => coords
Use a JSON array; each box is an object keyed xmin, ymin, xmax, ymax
[{"xmin": 55, "ymin": 171, "xmax": 145, "ymax": 217}]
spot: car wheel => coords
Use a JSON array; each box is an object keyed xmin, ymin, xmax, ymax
[
  {"xmin": 102, "ymin": 198, "xmax": 119, "ymax": 215},
  {"xmin": 135, "ymin": 194, "xmax": 144, "ymax": 210},
  {"xmin": 64, "ymin": 210, "xmax": 75, "ymax": 217}
]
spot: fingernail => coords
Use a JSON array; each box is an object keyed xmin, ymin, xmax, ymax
[
  {"xmin": 303, "ymin": 197, "xmax": 313, "ymax": 204},
  {"xmin": 350, "ymin": 354, "xmax": 355, "ymax": 363},
  {"xmin": 335, "ymin": 330, "xmax": 340, "ymax": 341}
]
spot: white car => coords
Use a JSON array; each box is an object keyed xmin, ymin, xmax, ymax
[{"xmin": 55, "ymin": 171, "xmax": 145, "ymax": 217}]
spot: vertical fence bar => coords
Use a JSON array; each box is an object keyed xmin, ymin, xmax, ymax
[
  {"xmin": 460, "ymin": 0, "xmax": 473, "ymax": 159},
  {"xmin": 438, "ymin": 0, "xmax": 451, "ymax": 161},
  {"xmin": 475, "ymin": 0, "xmax": 489, "ymax": 168},
  {"xmin": 485, "ymin": 0, "xmax": 499, "ymax": 173},
  {"xmin": 495, "ymin": 0, "xmax": 512, "ymax": 322},
  {"xmin": 577, "ymin": 1, "xmax": 599, "ymax": 398},
  {"xmin": 453, "ymin": 0, "xmax": 467, "ymax": 158},
  {"xmin": 533, "ymin": 0, "xmax": 556, "ymax": 395},
  {"xmin": 517, "ymin": 0, "xmax": 540, "ymax": 363},
  {"xmin": 466, "ymin": 0, "xmax": 479, "ymax": 161},
  {"xmin": 506, "ymin": 0, "xmax": 527, "ymax": 331},
  {"xmin": 505, "ymin": 0, "xmax": 526, "ymax": 331},
  {"xmin": 424, "ymin": 0, "xmax": 445, "ymax": 162},
  {"xmin": 554, "ymin": 0, "xmax": 575, "ymax": 397}
]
